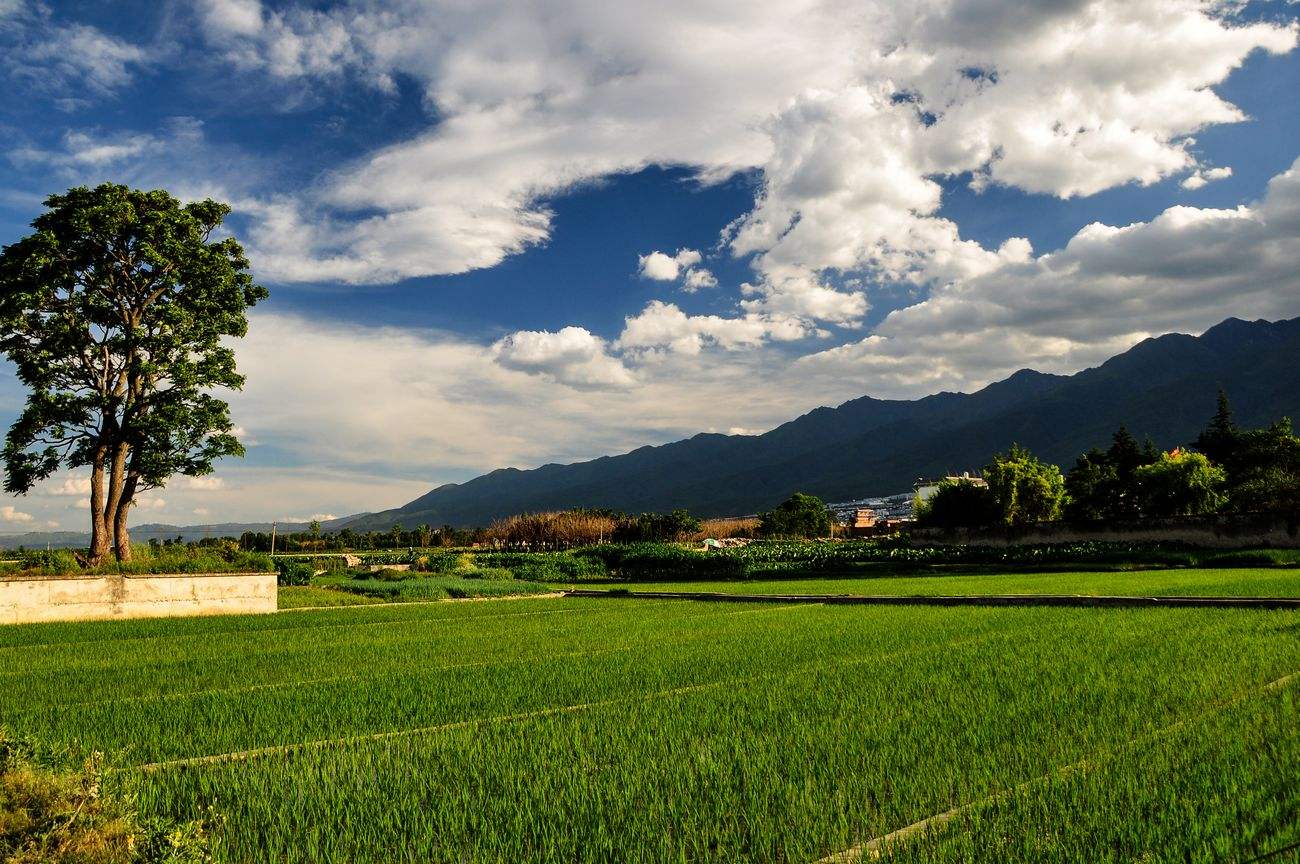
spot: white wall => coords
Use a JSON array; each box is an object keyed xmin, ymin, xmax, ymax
[{"xmin": 0, "ymin": 572, "xmax": 276, "ymax": 625}]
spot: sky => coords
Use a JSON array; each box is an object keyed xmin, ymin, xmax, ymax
[{"xmin": 0, "ymin": 0, "xmax": 1298, "ymax": 532}]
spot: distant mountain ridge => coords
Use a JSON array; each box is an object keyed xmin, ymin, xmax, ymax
[
  {"xmin": 7, "ymin": 315, "xmax": 1297, "ymax": 548},
  {"xmin": 340, "ymin": 316, "xmax": 1300, "ymax": 529}
]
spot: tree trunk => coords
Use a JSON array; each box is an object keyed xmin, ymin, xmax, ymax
[
  {"xmin": 112, "ymin": 475, "xmax": 137, "ymax": 563},
  {"xmin": 87, "ymin": 447, "xmax": 111, "ymax": 566},
  {"xmin": 102, "ymin": 441, "xmax": 129, "ymax": 560}
]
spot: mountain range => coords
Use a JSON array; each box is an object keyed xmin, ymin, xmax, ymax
[
  {"xmin": 341, "ymin": 315, "xmax": 1300, "ymax": 529},
  {"xmin": 4, "ymin": 315, "xmax": 1298, "ymax": 548}
]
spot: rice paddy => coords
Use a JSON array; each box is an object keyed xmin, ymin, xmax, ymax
[
  {"xmin": 606, "ymin": 566, "xmax": 1300, "ymax": 599},
  {"xmin": 2, "ymin": 575, "xmax": 1298, "ymax": 862}
]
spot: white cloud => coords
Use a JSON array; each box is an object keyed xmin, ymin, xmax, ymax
[
  {"xmin": 133, "ymin": 496, "xmax": 167, "ymax": 511},
  {"xmin": 46, "ymin": 474, "xmax": 91, "ymax": 496},
  {"xmin": 177, "ymin": 0, "xmax": 1293, "ymax": 307},
  {"xmin": 492, "ymin": 326, "xmax": 634, "ymax": 390},
  {"xmin": 201, "ymin": 0, "xmax": 264, "ymax": 38},
  {"xmin": 13, "ymin": 21, "xmax": 150, "ymax": 97},
  {"xmin": 797, "ymin": 156, "xmax": 1300, "ymax": 393},
  {"xmin": 638, "ymin": 248, "xmax": 702, "ymax": 281},
  {"xmin": 681, "ymin": 268, "xmax": 718, "ymax": 292},
  {"xmin": 185, "ymin": 476, "xmax": 226, "ymax": 490},
  {"xmin": 1182, "ymin": 165, "xmax": 1234, "ymax": 190},
  {"xmin": 617, "ymin": 301, "xmax": 804, "ymax": 355},
  {"xmin": 10, "ymin": 119, "xmax": 205, "ymax": 170},
  {"xmin": 638, "ymin": 248, "xmax": 717, "ymax": 293},
  {"xmin": 0, "ymin": 505, "xmax": 33, "ymax": 524}
]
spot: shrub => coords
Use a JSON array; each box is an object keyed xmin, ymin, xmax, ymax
[
  {"xmin": 274, "ymin": 560, "xmax": 313, "ymax": 587},
  {"xmin": 18, "ymin": 546, "xmax": 271, "ymax": 578},
  {"xmin": 758, "ymin": 493, "xmax": 833, "ymax": 539},
  {"xmin": 0, "ymin": 730, "xmax": 216, "ymax": 863},
  {"xmin": 915, "ymin": 479, "xmax": 1000, "ymax": 528}
]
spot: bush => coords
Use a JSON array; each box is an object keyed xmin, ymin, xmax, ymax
[
  {"xmin": 915, "ymin": 479, "xmax": 1000, "ymax": 528},
  {"xmin": 758, "ymin": 493, "xmax": 833, "ymax": 539},
  {"xmin": 19, "ymin": 546, "xmax": 272, "ymax": 578},
  {"xmin": 0, "ymin": 730, "xmax": 217, "ymax": 863},
  {"xmin": 274, "ymin": 560, "xmax": 313, "ymax": 587},
  {"xmin": 582, "ymin": 543, "xmax": 749, "ymax": 581}
]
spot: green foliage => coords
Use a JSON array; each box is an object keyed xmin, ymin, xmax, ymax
[
  {"xmin": 758, "ymin": 492, "xmax": 833, "ymax": 538},
  {"xmin": 325, "ymin": 576, "xmax": 552, "ymax": 602},
  {"xmin": 17, "ymin": 545, "xmax": 271, "ymax": 577},
  {"xmin": 1064, "ymin": 426, "xmax": 1160, "ymax": 520},
  {"xmin": 613, "ymin": 510, "xmax": 702, "ymax": 543},
  {"xmin": 0, "ymin": 730, "xmax": 215, "ymax": 863},
  {"xmin": 273, "ymin": 560, "xmax": 313, "ymax": 587},
  {"xmin": 1221, "ymin": 418, "xmax": 1300, "ymax": 513},
  {"xmin": 0, "ymin": 184, "xmax": 265, "ymax": 562},
  {"xmin": 984, "ymin": 444, "xmax": 1066, "ymax": 525},
  {"xmin": 914, "ymin": 479, "xmax": 1000, "ymax": 528},
  {"xmin": 1134, "ymin": 450, "xmax": 1226, "ymax": 516},
  {"xmin": 581, "ymin": 543, "xmax": 749, "ymax": 580}
]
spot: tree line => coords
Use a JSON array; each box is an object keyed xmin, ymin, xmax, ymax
[{"xmin": 917, "ymin": 393, "xmax": 1300, "ymax": 529}]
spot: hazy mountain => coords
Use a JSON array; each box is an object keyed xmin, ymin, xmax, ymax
[
  {"xmin": 340, "ymin": 316, "xmax": 1300, "ymax": 529},
  {"xmin": 0, "ymin": 521, "xmax": 324, "ymax": 550}
]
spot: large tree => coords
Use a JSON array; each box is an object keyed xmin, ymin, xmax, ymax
[
  {"xmin": 0, "ymin": 184, "xmax": 266, "ymax": 564},
  {"xmin": 984, "ymin": 444, "xmax": 1066, "ymax": 526}
]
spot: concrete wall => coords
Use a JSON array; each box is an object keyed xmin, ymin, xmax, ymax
[
  {"xmin": 909, "ymin": 512, "xmax": 1300, "ymax": 548},
  {"xmin": 0, "ymin": 572, "xmax": 277, "ymax": 625}
]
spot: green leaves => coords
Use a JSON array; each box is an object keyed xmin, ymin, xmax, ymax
[{"xmin": 0, "ymin": 183, "xmax": 265, "ymax": 553}]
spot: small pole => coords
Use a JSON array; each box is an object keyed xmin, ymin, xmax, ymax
[{"xmin": 270, "ymin": 521, "xmax": 277, "ymax": 556}]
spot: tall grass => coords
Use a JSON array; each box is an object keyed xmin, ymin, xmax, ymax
[{"xmin": 484, "ymin": 511, "xmax": 619, "ymax": 548}]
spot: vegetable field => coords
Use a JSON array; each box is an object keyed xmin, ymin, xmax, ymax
[{"xmin": 2, "ymin": 594, "xmax": 1298, "ymax": 862}]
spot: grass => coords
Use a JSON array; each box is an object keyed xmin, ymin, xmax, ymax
[
  {"xmin": 598, "ymin": 566, "xmax": 1300, "ymax": 598},
  {"xmin": 315, "ymin": 574, "xmax": 555, "ymax": 602},
  {"xmin": 1, "ymin": 590, "xmax": 1297, "ymax": 862},
  {"xmin": 276, "ymin": 585, "xmax": 382, "ymax": 609},
  {"xmin": 8, "ymin": 546, "xmax": 271, "ymax": 578}
]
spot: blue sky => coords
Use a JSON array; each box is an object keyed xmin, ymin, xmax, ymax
[{"xmin": 1, "ymin": 0, "xmax": 1298, "ymax": 530}]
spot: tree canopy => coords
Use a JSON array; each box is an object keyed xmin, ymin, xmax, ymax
[
  {"xmin": 914, "ymin": 478, "xmax": 1000, "ymax": 529},
  {"xmin": 1135, "ymin": 450, "xmax": 1226, "ymax": 517},
  {"xmin": 0, "ymin": 184, "xmax": 266, "ymax": 563},
  {"xmin": 759, "ymin": 492, "xmax": 833, "ymax": 538},
  {"xmin": 984, "ymin": 444, "xmax": 1066, "ymax": 526}
]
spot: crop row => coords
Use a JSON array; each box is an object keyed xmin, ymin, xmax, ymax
[{"xmin": 3, "ymin": 598, "xmax": 1297, "ymax": 861}]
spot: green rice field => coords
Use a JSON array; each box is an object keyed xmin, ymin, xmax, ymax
[
  {"xmin": 602, "ymin": 566, "xmax": 1300, "ymax": 599},
  {"xmin": 2, "ymin": 579, "xmax": 1298, "ymax": 863}
]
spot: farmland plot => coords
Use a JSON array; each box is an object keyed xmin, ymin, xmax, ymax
[{"xmin": 1, "ymin": 597, "xmax": 1297, "ymax": 862}]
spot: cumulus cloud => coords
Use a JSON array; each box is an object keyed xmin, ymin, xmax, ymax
[
  {"xmin": 185, "ymin": 476, "xmax": 226, "ymax": 490},
  {"xmin": 1182, "ymin": 165, "xmax": 1234, "ymax": 190},
  {"xmin": 492, "ymin": 326, "xmax": 634, "ymax": 390},
  {"xmin": 797, "ymin": 156, "xmax": 1300, "ymax": 392},
  {"xmin": 0, "ymin": 505, "xmax": 33, "ymax": 524},
  {"xmin": 177, "ymin": 0, "xmax": 1293, "ymax": 310},
  {"xmin": 638, "ymin": 248, "xmax": 717, "ymax": 293}
]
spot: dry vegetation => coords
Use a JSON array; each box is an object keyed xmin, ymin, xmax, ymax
[
  {"xmin": 688, "ymin": 518, "xmax": 760, "ymax": 541},
  {"xmin": 484, "ymin": 511, "xmax": 620, "ymax": 548}
]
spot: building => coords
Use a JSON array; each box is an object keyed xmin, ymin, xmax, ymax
[{"xmin": 914, "ymin": 472, "xmax": 987, "ymax": 503}]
